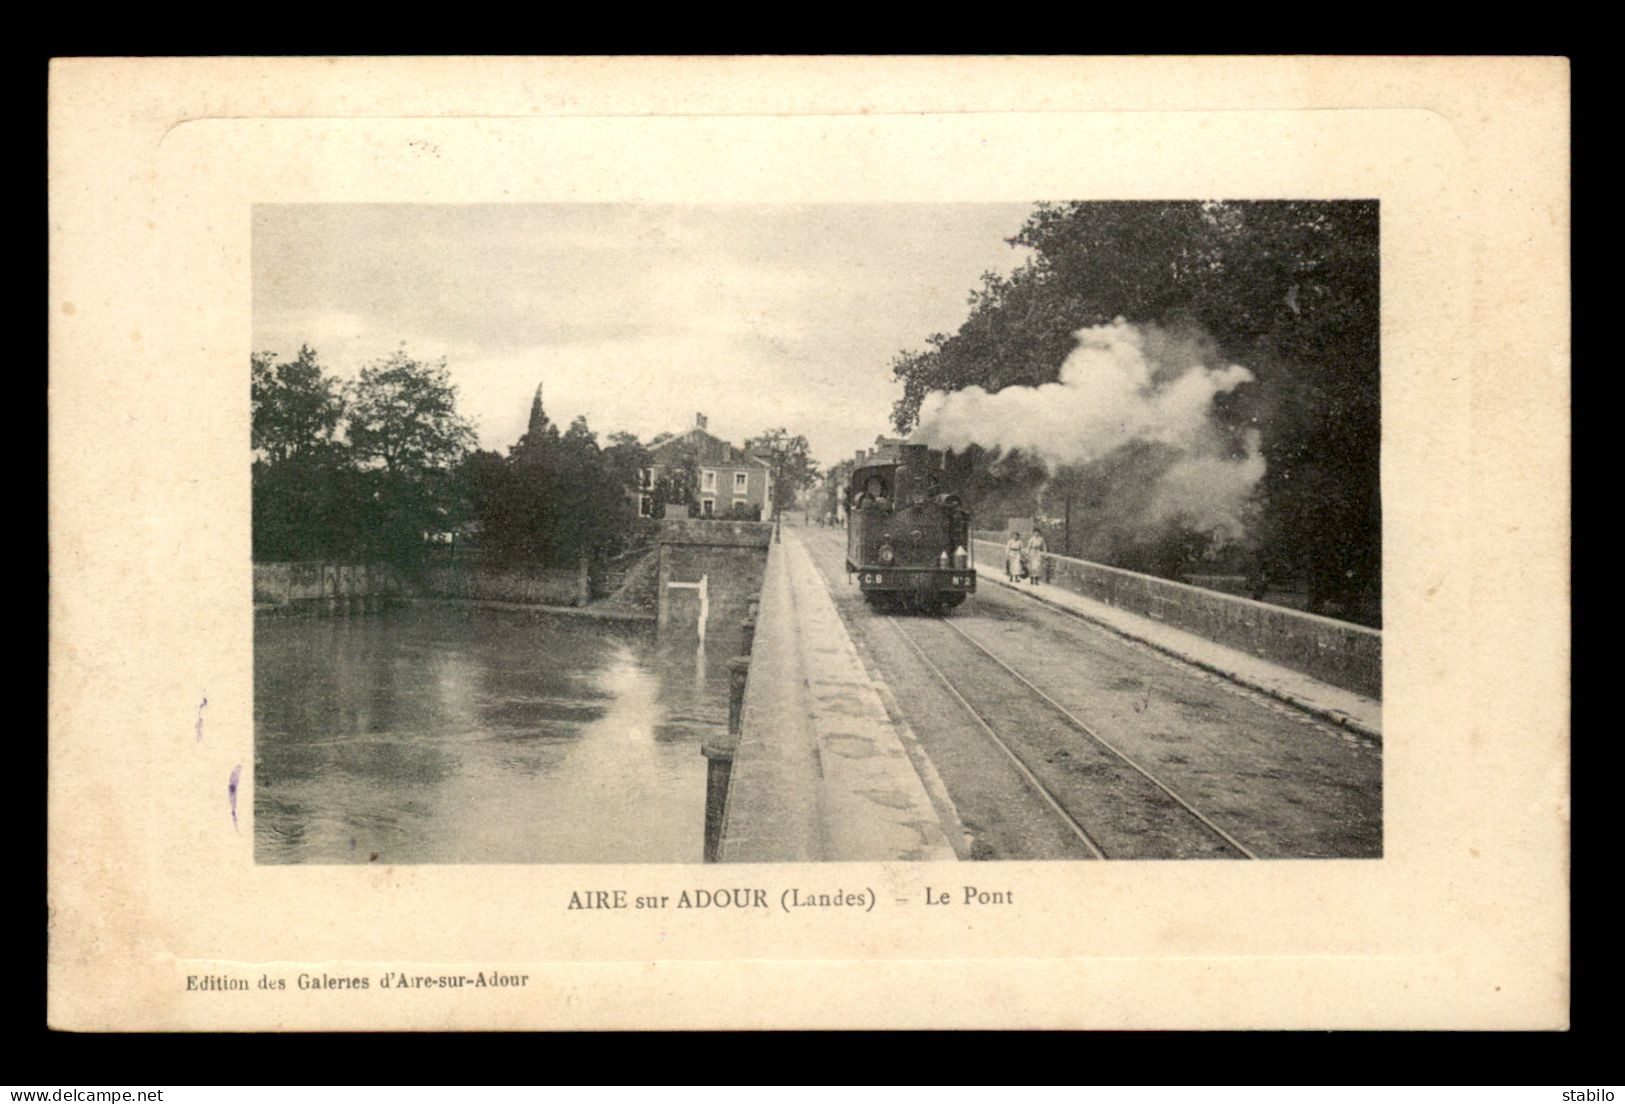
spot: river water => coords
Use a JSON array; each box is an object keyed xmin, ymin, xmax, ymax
[{"xmin": 253, "ymin": 605, "xmax": 725, "ymax": 864}]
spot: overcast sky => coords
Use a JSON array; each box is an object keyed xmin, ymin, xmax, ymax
[{"xmin": 252, "ymin": 204, "xmax": 1035, "ymax": 469}]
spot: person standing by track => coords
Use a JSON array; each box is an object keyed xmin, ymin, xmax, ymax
[
  {"xmin": 1005, "ymin": 531, "xmax": 1025, "ymax": 582},
  {"xmin": 1026, "ymin": 527, "xmax": 1048, "ymax": 585}
]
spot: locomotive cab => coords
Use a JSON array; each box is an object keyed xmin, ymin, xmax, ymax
[{"xmin": 845, "ymin": 444, "xmax": 976, "ymax": 613}]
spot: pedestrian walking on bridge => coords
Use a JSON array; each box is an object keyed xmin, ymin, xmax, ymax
[
  {"xmin": 1005, "ymin": 531, "xmax": 1025, "ymax": 582},
  {"xmin": 1026, "ymin": 528, "xmax": 1048, "ymax": 585}
]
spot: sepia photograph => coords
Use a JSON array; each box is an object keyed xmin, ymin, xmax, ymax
[
  {"xmin": 251, "ymin": 201, "xmax": 1382, "ymax": 865},
  {"xmin": 49, "ymin": 56, "xmax": 1567, "ymax": 1032}
]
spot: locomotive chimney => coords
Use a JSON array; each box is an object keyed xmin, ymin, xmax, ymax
[{"xmin": 898, "ymin": 442, "xmax": 931, "ymax": 503}]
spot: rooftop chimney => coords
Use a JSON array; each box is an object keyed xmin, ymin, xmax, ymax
[{"xmin": 696, "ymin": 413, "xmax": 708, "ymax": 430}]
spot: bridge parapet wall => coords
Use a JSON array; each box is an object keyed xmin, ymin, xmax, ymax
[
  {"xmin": 710, "ymin": 538, "xmax": 823, "ymax": 861},
  {"xmin": 717, "ymin": 530, "xmax": 957, "ymax": 863},
  {"xmin": 972, "ymin": 539, "xmax": 1381, "ymax": 699}
]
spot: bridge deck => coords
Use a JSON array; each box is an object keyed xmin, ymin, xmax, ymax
[
  {"xmin": 719, "ymin": 522, "xmax": 1382, "ymax": 862},
  {"xmin": 718, "ymin": 527, "xmax": 958, "ymax": 863}
]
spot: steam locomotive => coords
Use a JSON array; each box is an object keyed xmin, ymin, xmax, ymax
[{"xmin": 845, "ymin": 443, "xmax": 976, "ymax": 613}]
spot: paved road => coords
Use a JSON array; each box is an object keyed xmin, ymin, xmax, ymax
[{"xmin": 794, "ymin": 523, "xmax": 1382, "ymax": 861}]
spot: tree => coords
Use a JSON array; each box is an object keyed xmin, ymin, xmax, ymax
[
  {"xmin": 887, "ymin": 200, "xmax": 1381, "ymax": 620},
  {"xmin": 941, "ymin": 445, "xmax": 1047, "ymax": 532},
  {"xmin": 551, "ymin": 415, "xmax": 611, "ymax": 555},
  {"xmin": 602, "ymin": 431, "xmax": 653, "ymax": 540},
  {"xmin": 345, "ymin": 349, "xmax": 477, "ymax": 564},
  {"xmin": 604, "ymin": 430, "xmax": 650, "ymax": 486},
  {"xmin": 452, "ymin": 448, "xmax": 511, "ymax": 544},
  {"xmin": 744, "ymin": 428, "xmax": 820, "ymax": 514},
  {"xmin": 252, "ymin": 454, "xmax": 365, "ymax": 562},
  {"xmin": 347, "ymin": 349, "xmax": 477, "ymax": 476},
  {"xmin": 250, "ymin": 347, "xmax": 362, "ymax": 561},
  {"xmin": 251, "ymin": 345, "xmax": 345, "ymax": 463},
  {"xmin": 651, "ymin": 440, "xmax": 700, "ymax": 517},
  {"xmin": 474, "ymin": 398, "xmax": 648, "ymax": 566}
]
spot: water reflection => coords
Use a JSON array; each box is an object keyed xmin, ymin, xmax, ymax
[{"xmin": 254, "ymin": 605, "xmax": 727, "ymax": 864}]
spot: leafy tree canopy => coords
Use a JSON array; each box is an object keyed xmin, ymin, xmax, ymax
[
  {"xmin": 347, "ymin": 349, "xmax": 477, "ymax": 476},
  {"xmin": 651, "ymin": 440, "xmax": 700, "ymax": 515},
  {"xmin": 889, "ymin": 200, "xmax": 1380, "ymax": 620},
  {"xmin": 744, "ymin": 428, "xmax": 820, "ymax": 513},
  {"xmin": 251, "ymin": 345, "xmax": 345, "ymax": 464}
]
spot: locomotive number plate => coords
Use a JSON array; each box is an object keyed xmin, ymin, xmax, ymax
[{"xmin": 859, "ymin": 571, "xmax": 975, "ymax": 588}]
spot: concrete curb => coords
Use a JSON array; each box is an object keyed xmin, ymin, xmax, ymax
[{"xmin": 980, "ymin": 574, "xmax": 1382, "ymax": 743}]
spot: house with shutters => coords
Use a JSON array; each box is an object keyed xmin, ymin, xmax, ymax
[{"xmin": 636, "ymin": 413, "xmax": 774, "ymax": 520}]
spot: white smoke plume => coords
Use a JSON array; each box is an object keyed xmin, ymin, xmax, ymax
[{"xmin": 912, "ymin": 318, "xmax": 1264, "ymax": 542}]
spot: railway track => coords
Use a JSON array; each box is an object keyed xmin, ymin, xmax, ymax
[{"xmin": 887, "ymin": 612, "xmax": 1259, "ymax": 861}]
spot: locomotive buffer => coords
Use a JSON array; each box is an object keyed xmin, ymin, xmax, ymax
[{"xmin": 844, "ymin": 443, "xmax": 976, "ymax": 614}]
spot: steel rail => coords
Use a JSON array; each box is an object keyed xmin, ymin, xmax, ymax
[
  {"xmin": 931, "ymin": 614, "xmax": 1259, "ymax": 860},
  {"xmin": 887, "ymin": 615, "xmax": 1108, "ymax": 860}
]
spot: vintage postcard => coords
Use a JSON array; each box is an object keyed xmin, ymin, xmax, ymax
[{"xmin": 47, "ymin": 56, "xmax": 1569, "ymax": 1030}]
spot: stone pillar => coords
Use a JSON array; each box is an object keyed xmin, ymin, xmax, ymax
[
  {"xmin": 702, "ymin": 755, "xmax": 731, "ymax": 864},
  {"xmin": 702, "ymin": 655, "xmax": 750, "ymax": 863},
  {"xmin": 655, "ymin": 543, "xmax": 671, "ymax": 633},
  {"xmin": 726, "ymin": 655, "xmax": 749, "ymax": 737}
]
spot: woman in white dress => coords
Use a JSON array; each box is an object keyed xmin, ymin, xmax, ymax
[
  {"xmin": 1005, "ymin": 531, "xmax": 1025, "ymax": 582},
  {"xmin": 1025, "ymin": 528, "xmax": 1047, "ymax": 585}
]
